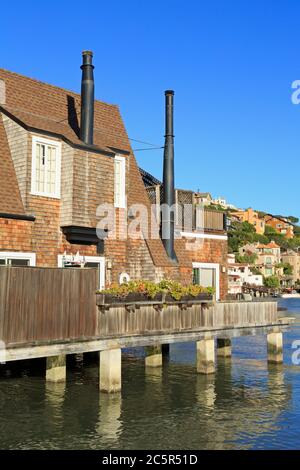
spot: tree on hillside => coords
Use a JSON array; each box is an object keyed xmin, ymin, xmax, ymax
[
  {"xmin": 264, "ymin": 276, "xmax": 280, "ymax": 289},
  {"xmin": 287, "ymin": 216, "xmax": 299, "ymax": 224},
  {"xmin": 264, "ymin": 225, "xmax": 300, "ymax": 250},
  {"xmin": 275, "ymin": 262, "xmax": 293, "ymax": 276},
  {"xmin": 294, "ymin": 225, "xmax": 300, "ymax": 236},
  {"xmin": 228, "ymin": 221, "xmax": 268, "ymax": 253},
  {"xmin": 228, "ymin": 221, "xmax": 255, "ymax": 253},
  {"xmin": 235, "ymin": 253, "xmax": 258, "ymax": 265}
]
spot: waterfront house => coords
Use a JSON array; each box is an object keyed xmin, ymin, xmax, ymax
[{"xmin": 0, "ymin": 52, "xmax": 228, "ymax": 299}]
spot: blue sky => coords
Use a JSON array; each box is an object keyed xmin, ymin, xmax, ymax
[{"xmin": 2, "ymin": 0, "xmax": 300, "ymax": 218}]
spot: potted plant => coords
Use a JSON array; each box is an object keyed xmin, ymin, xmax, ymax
[{"xmin": 96, "ymin": 280, "xmax": 214, "ymax": 305}]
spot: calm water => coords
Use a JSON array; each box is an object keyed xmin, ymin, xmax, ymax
[{"xmin": 0, "ymin": 299, "xmax": 300, "ymax": 450}]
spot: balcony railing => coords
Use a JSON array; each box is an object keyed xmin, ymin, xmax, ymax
[{"xmin": 146, "ymin": 185, "xmax": 227, "ymax": 233}]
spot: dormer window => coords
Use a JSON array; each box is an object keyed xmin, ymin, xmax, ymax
[{"xmin": 31, "ymin": 136, "xmax": 61, "ymax": 198}]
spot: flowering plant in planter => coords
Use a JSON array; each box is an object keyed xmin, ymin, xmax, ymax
[{"xmin": 96, "ymin": 280, "xmax": 214, "ymax": 303}]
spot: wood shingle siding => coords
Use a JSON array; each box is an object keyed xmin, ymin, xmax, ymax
[{"xmin": 0, "ymin": 115, "xmax": 25, "ymax": 214}]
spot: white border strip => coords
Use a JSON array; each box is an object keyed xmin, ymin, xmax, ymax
[
  {"xmin": 57, "ymin": 255, "xmax": 105, "ymax": 290},
  {"xmin": 0, "ymin": 252, "xmax": 36, "ymax": 266},
  {"xmin": 180, "ymin": 231, "xmax": 227, "ymax": 240}
]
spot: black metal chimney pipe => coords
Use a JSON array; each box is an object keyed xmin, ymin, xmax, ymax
[
  {"xmin": 80, "ymin": 50, "xmax": 94, "ymax": 145},
  {"xmin": 162, "ymin": 90, "xmax": 177, "ymax": 262}
]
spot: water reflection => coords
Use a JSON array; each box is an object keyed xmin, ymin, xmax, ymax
[
  {"xmin": 96, "ymin": 394, "xmax": 122, "ymax": 444},
  {"xmin": 195, "ymin": 374, "xmax": 216, "ymax": 410},
  {"xmin": 45, "ymin": 382, "xmax": 66, "ymax": 428}
]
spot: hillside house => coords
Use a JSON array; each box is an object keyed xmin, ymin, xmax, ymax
[
  {"xmin": 231, "ymin": 208, "xmax": 265, "ymax": 235},
  {"xmin": 264, "ymin": 214, "xmax": 294, "ymax": 239},
  {"xmin": 239, "ymin": 241, "xmax": 281, "ymax": 278}
]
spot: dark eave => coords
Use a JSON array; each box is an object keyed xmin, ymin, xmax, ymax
[
  {"xmin": 61, "ymin": 225, "xmax": 108, "ymax": 244},
  {"xmin": 0, "ymin": 212, "xmax": 36, "ymax": 221},
  {"xmin": 0, "ymin": 106, "xmax": 130, "ymax": 158}
]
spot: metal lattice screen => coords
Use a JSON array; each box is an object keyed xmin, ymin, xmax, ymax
[{"xmin": 176, "ymin": 189, "xmax": 194, "ymax": 230}]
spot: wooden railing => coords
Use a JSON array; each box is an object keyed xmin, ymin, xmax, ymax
[{"xmin": 203, "ymin": 209, "xmax": 226, "ymax": 232}]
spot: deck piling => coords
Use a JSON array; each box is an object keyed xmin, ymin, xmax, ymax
[
  {"xmin": 217, "ymin": 338, "xmax": 232, "ymax": 358},
  {"xmin": 99, "ymin": 349, "xmax": 121, "ymax": 393},
  {"xmin": 197, "ymin": 338, "xmax": 215, "ymax": 374},
  {"xmin": 145, "ymin": 345, "xmax": 163, "ymax": 367},
  {"xmin": 46, "ymin": 355, "xmax": 66, "ymax": 382},
  {"xmin": 267, "ymin": 331, "xmax": 283, "ymax": 364}
]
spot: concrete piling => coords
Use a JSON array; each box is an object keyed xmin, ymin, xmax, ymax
[
  {"xmin": 99, "ymin": 349, "xmax": 121, "ymax": 393},
  {"xmin": 267, "ymin": 332, "xmax": 283, "ymax": 364},
  {"xmin": 217, "ymin": 338, "xmax": 232, "ymax": 358},
  {"xmin": 46, "ymin": 355, "xmax": 66, "ymax": 382},
  {"xmin": 197, "ymin": 338, "xmax": 215, "ymax": 374},
  {"xmin": 145, "ymin": 345, "xmax": 163, "ymax": 367}
]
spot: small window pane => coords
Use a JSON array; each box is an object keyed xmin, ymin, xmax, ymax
[
  {"xmin": 8, "ymin": 259, "xmax": 30, "ymax": 266},
  {"xmin": 200, "ymin": 268, "xmax": 215, "ymax": 288},
  {"xmin": 0, "ymin": 259, "xmax": 5, "ymax": 265},
  {"xmin": 193, "ymin": 268, "xmax": 200, "ymax": 285},
  {"xmin": 34, "ymin": 140, "xmax": 59, "ymax": 197},
  {"xmin": 85, "ymin": 262, "xmax": 100, "ymax": 269}
]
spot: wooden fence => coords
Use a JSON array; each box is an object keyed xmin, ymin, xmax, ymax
[{"xmin": 0, "ymin": 266, "xmax": 98, "ymax": 346}]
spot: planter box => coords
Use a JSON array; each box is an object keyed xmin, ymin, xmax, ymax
[{"xmin": 96, "ymin": 292, "xmax": 212, "ymax": 306}]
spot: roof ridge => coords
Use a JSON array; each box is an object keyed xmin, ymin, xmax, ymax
[{"xmin": 0, "ymin": 67, "xmax": 119, "ymax": 109}]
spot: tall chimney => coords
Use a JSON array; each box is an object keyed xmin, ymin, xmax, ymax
[
  {"xmin": 80, "ymin": 50, "xmax": 95, "ymax": 145},
  {"xmin": 161, "ymin": 90, "xmax": 177, "ymax": 262}
]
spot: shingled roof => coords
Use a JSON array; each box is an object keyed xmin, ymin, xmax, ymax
[{"xmin": 0, "ymin": 68, "xmax": 131, "ymax": 154}]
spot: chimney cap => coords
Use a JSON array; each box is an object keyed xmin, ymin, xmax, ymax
[
  {"xmin": 82, "ymin": 50, "xmax": 93, "ymax": 56},
  {"xmin": 165, "ymin": 89, "xmax": 174, "ymax": 96}
]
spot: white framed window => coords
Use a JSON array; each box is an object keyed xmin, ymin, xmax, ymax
[
  {"xmin": 114, "ymin": 155, "xmax": 126, "ymax": 208},
  {"xmin": 0, "ymin": 252, "xmax": 36, "ymax": 266},
  {"xmin": 57, "ymin": 255, "xmax": 105, "ymax": 290},
  {"xmin": 192, "ymin": 262, "xmax": 220, "ymax": 301},
  {"xmin": 31, "ymin": 136, "xmax": 61, "ymax": 198}
]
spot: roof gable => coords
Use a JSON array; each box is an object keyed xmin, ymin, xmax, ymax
[{"xmin": 0, "ymin": 68, "xmax": 131, "ymax": 154}]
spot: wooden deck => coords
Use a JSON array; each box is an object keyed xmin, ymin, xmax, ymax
[{"xmin": 0, "ymin": 266, "xmax": 294, "ymax": 362}]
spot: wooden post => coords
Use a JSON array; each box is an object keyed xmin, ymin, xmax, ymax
[
  {"xmin": 46, "ymin": 355, "xmax": 66, "ymax": 382},
  {"xmin": 145, "ymin": 345, "xmax": 162, "ymax": 367},
  {"xmin": 197, "ymin": 338, "xmax": 215, "ymax": 374},
  {"xmin": 267, "ymin": 332, "xmax": 283, "ymax": 364},
  {"xmin": 99, "ymin": 349, "xmax": 121, "ymax": 393},
  {"xmin": 217, "ymin": 338, "xmax": 231, "ymax": 358}
]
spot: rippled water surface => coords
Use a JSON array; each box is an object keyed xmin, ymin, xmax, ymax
[{"xmin": 0, "ymin": 299, "xmax": 300, "ymax": 449}]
